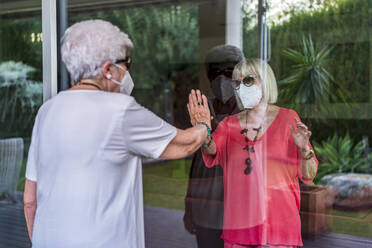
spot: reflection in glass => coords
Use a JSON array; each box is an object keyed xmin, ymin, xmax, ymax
[
  {"xmin": 0, "ymin": 6, "xmax": 42, "ymax": 248},
  {"xmin": 244, "ymin": 0, "xmax": 372, "ymax": 244}
]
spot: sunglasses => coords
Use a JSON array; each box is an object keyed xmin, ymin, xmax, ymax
[
  {"xmin": 209, "ymin": 68, "xmax": 234, "ymax": 80},
  {"xmin": 115, "ymin": 56, "xmax": 132, "ymax": 70},
  {"xmin": 235, "ymin": 74, "xmax": 258, "ymax": 90}
]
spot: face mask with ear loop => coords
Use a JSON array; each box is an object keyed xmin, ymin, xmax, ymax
[
  {"xmin": 234, "ymin": 74, "xmax": 264, "ymax": 109},
  {"xmin": 236, "ymin": 84, "xmax": 262, "ymax": 109},
  {"xmin": 106, "ymin": 64, "xmax": 134, "ymax": 95}
]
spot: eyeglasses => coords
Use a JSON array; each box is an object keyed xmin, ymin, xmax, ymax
[
  {"xmin": 115, "ymin": 56, "xmax": 132, "ymax": 70},
  {"xmin": 235, "ymin": 74, "xmax": 258, "ymax": 90}
]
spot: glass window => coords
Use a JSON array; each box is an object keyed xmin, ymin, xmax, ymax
[
  {"xmin": 1, "ymin": 0, "xmax": 371, "ymax": 247},
  {"xmin": 244, "ymin": 0, "xmax": 372, "ymax": 243},
  {"xmin": 0, "ymin": 1, "xmax": 42, "ymax": 247}
]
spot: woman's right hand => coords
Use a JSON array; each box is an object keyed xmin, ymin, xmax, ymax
[
  {"xmin": 160, "ymin": 89, "xmax": 214, "ymax": 159},
  {"xmin": 187, "ymin": 89, "xmax": 211, "ymax": 129}
]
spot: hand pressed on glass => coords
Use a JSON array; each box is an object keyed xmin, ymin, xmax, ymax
[
  {"xmin": 187, "ymin": 89, "xmax": 211, "ymax": 129},
  {"xmin": 187, "ymin": 89, "xmax": 216, "ymax": 154}
]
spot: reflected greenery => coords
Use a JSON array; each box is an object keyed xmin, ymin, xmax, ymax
[
  {"xmin": 243, "ymin": 0, "xmax": 371, "ymax": 143},
  {"xmin": 314, "ymin": 133, "xmax": 372, "ymax": 183},
  {"xmin": 0, "ymin": 61, "xmax": 42, "ymax": 138},
  {"xmin": 0, "ymin": 17, "xmax": 42, "ymax": 138},
  {"xmin": 69, "ymin": 4, "xmax": 199, "ymax": 126},
  {"xmin": 0, "ymin": 4, "xmax": 200, "ymax": 137},
  {"xmin": 280, "ymin": 35, "xmax": 344, "ymax": 104}
]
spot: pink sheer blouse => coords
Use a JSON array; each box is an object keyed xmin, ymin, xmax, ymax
[{"xmin": 202, "ymin": 107, "xmax": 318, "ymax": 246}]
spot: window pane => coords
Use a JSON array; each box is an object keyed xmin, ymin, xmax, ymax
[
  {"xmin": 4, "ymin": 0, "xmax": 370, "ymax": 247},
  {"xmin": 0, "ymin": 1, "xmax": 42, "ymax": 247},
  {"xmin": 244, "ymin": 0, "xmax": 372, "ymax": 243}
]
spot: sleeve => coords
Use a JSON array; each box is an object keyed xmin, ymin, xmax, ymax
[
  {"xmin": 202, "ymin": 117, "xmax": 228, "ymax": 168},
  {"xmin": 25, "ymin": 114, "xmax": 40, "ymax": 182},
  {"xmin": 122, "ymin": 99, "xmax": 177, "ymax": 159},
  {"xmin": 289, "ymin": 110, "xmax": 319, "ymax": 184}
]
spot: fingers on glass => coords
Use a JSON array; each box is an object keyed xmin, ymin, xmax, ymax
[
  {"xmin": 188, "ymin": 93, "xmax": 193, "ymax": 109},
  {"xmin": 202, "ymin": 94, "xmax": 208, "ymax": 108},
  {"xmin": 294, "ymin": 118, "xmax": 308, "ymax": 131},
  {"xmin": 191, "ymin": 89, "xmax": 198, "ymax": 108},
  {"xmin": 189, "ymin": 92, "xmax": 197, "ymax": 113},
  {"xmin": 196, "ymin": 90, "xmax": 203, "ymax": 106}
]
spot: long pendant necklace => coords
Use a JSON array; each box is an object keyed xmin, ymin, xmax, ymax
[{"xmin": 240, "ymin": 107, "xmax": 267, "ymax": 175}]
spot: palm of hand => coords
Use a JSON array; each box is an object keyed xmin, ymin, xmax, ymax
[
  {"xmin": 292, "ymin": 130, "xmax": 309, "ymax": 150},
  {"xmin": 290, "ymin": 118, "xmax": 311, "ymax": 150},
  {"xmin": 187, "ymin": 89, "xmax": 211, "ymax": 127}
]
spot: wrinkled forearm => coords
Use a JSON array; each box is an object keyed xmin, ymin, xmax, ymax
[
  {"xmin": 160, "ymin": 126, "xmax": 207, "ymax": 159},
  {"xmin": 24, "ymin": 202, "xmax": 36, "ymax": 241},
  {"xmin": 24, "ymin": 180, "xmax": 37, "ymax": 242},
  {"xmin": 184, "ymin": 125, "xmax": 208, "ymax": 156}
]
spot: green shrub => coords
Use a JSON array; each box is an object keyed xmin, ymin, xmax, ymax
[
  {"xmin": 0, "ymin": 61, "xmax": 42, "ymax": 138},
  {"xmin": 314, "ymin": 133, "xmax": 371, "ymax": 183},
  {"xmin": 279, "ymin": 34, "xmax": 349, "ymax": 120}
]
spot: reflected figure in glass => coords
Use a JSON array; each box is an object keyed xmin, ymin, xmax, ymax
[
  {"xmin": 189, "ymin": 58, "xmax": 318, "ymax": 248},
  {"xmin": 184, "ymin": 44, "xmax": 245, "ymax": 248}
]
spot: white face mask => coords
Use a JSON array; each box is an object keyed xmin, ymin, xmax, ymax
[
  {"xmin": 110, "ymin": 64, "xmax": 134, "ymax": 95},
  {"xmin": 236, "ymin": 84, "xmax": 262, "ymax": 109}
]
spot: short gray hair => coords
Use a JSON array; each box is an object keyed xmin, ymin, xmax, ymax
[{"xmin": 61, "ymin": 19, "xmax": 133, "ymax": 84}]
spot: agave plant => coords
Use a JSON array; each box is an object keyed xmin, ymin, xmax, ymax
[
  {"xmin": 0, "ymin": 61, "xmax": 42, "ymax": 137},
  {"xmin": 313, "ymin": 133, "xmax": 370, "ymax": 183},
  {"xmin": 279, "ymin": 34, "xmax": 348, "ymax": 117}
]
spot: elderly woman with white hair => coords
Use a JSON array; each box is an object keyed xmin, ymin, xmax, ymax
[
  {"xmin": 196, "ymin": 58, "xmax": 319, "ymax": 248},
  {"xmin": 23, "ymin": 19, "xmax": 211, "ymax": 248}
]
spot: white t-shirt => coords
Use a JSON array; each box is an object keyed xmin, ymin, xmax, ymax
[{"xmin": 26, "ymin": 90, "xmax": 177, "ymax": 248}]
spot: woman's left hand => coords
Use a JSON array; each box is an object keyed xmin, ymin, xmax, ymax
[
  {"xmin": 289, "ymin": 118, "xmax": 312, "ymax": 151},
  {"xmin": 187, "ymin": 89, "xmax": 211, "ymax": 128}
]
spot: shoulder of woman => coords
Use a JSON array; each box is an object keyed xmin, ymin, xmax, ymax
[
  {"xmin": 272, "ymin": 107, "xmax": 302, "ymax": 125},
  {"xmin": 35, "ymin": 97, "xmax": 54, "ymax": 118},
  {"xmin": 275, "ymin": 107, "xmax": 298, "ymax": 117}
]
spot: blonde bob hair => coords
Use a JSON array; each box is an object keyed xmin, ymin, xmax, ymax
[{"xmin": 232, "ymin": 58, "xmax": 278, "ymax": 104}]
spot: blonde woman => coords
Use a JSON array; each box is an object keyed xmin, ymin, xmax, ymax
[{"xmin": 189, "ymin": 58, "xmax": 318, "ymax": 248}]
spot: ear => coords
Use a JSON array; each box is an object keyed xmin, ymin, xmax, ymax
[{"xmin": 102, "ymin": 61, "xmax": 113, "ymax": 79}]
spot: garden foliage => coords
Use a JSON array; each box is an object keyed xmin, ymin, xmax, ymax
[{"xmin": 314, "ymin": 133, "xmax": 372, "ymax": 182}]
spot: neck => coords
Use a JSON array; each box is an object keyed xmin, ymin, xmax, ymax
[
  {"xmin": 246, "ymin": 101, "xmax": 268, "ymax": 119},
  {"xmin": 240, "ymin": 101, "xmax": 268, "ymax": 129},
  {"xmin": 78, "ymin": 79, "xmax": 105, "ymax": 91}
]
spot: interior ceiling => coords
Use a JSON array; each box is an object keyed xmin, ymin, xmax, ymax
[{"xmin": 0, "ymin": 0, "xmax": 212, "ymax": 18}]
